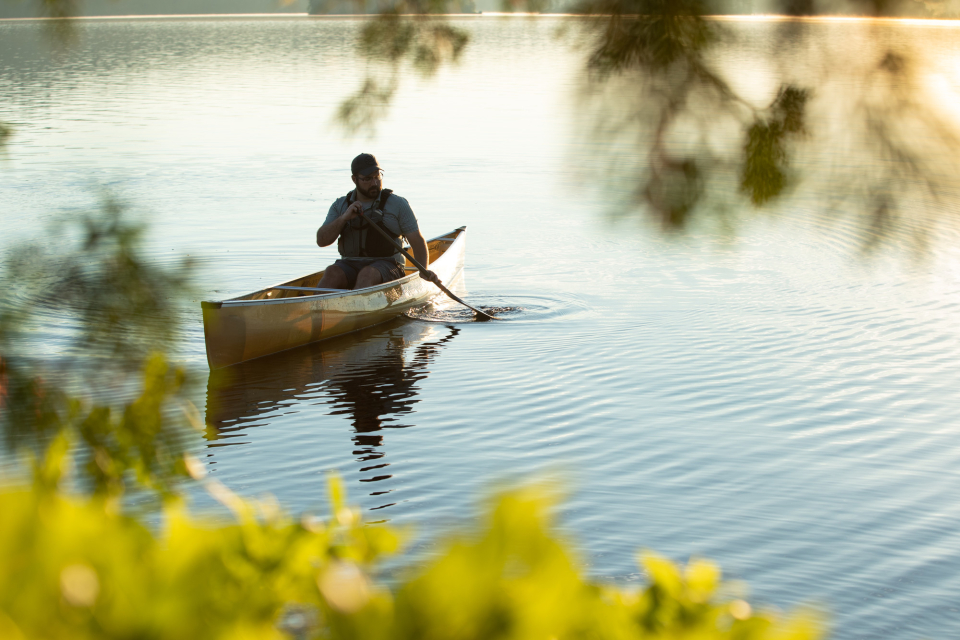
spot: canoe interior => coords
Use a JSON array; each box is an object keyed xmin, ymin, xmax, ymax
[{"xmin": 235, "ymin": 228, "xmax": 464, "ymax": 302}]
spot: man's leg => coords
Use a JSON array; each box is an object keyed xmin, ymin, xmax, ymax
[
  {"xmin": 318, "ymin": 264, "xmax": 350, "ymax": 289},
  {"xmin": 354, "ymin": 265, "xmax": 385, "ymax": 290}
]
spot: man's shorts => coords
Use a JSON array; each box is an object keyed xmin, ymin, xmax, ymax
[{"xmin": 333, "ymin": 258, "xmax": 405, "ymax": 289}]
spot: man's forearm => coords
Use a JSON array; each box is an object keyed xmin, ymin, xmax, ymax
[
  {"xmin": 409, "ymin": 234, "xmax": 430, "ymax": 269},
  {"xmin": 317, "ymin": 215, "xmax": 347, "ymax": 247},
  {"xmin": 405, "ymin": 231, "xmax": 441, "ymax": 285}
]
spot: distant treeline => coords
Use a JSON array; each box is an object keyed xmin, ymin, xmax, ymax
[
  {"xmin": 0, "ymin": 0, "xmax": 947, "ymax": 18},
  {"xmin": 308, "ymin": 0, "xmax": 477, "ymax": 13},
  {"xmin": 0, "ymin": 0, "xmax": 307, "ymax": 18}
]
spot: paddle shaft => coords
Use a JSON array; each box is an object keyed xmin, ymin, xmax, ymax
[{"xmin": 359, "ymin": 211, "xmax": 496, "ymax": 320}]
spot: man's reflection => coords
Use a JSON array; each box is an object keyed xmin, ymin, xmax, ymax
[
  {"xmin": 325, "ymin": 326, "xmax": 458, "ymax": 495},
  {"xmin": 205, "ymin": 318, "xmax": 458, "ymax": 508}
]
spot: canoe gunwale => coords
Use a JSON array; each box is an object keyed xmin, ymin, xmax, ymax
[
  {"xmin": 219, "ymin": 271, "xmax": 421, "ymax": 307},
  {"xmin": 211, "ymin": 226, "xmax": 466, "ymax": 308}
]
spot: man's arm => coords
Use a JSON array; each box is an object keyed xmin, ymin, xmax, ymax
[
  {"xmin": 317, "ymin": 201, "xmax": 363, "ymax": 247},
  {"xmin": 406, "ymin": 230, "xmax": 441, "ymax": 285}
]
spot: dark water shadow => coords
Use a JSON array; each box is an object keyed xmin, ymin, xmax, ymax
[{"xmin": 204, "ymin": 317, "xmax": 459, "ymax": 508}]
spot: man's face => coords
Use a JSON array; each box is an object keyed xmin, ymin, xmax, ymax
[{"xmin": 353, "ymin": 170, "xmax": 383, "ymax": 199}]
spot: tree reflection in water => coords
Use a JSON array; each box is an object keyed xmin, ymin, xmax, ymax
[{"xmin": 204, "ymin": 318, "xmax": 459, "ymax": 508}]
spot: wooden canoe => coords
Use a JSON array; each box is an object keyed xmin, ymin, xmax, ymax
[{"xmin": 201, "ymin": 226, "xmax": 467, "ymax": 369}]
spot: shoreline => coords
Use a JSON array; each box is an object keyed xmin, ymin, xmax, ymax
[{"xmin": 1, "ymin": 13, "xmax": 958, "ymax": 22}]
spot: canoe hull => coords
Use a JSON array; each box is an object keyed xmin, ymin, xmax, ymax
[{"xmin": 202, "ymin": 227, "xmax": 466, "ymax": 369}]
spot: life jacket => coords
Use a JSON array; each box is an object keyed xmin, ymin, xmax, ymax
[{"xmin": 339, "ymin": 188, "xmax": 399, "ymax": 259}]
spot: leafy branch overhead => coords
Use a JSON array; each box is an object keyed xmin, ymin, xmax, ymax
[
  {"xmin": 740, "ymin": 86, "xmax": 809, "ymax": 206},
  {"xmin": 578, "ymin": 0, "xmax": 716, "ymax": 75},
  {"xmin": 337, "ymin": 0, "xmax": 960, "ymax": 250},
  {"xmin": 335, "ymin": 1, "xmax": 470, "ymax": 134}
]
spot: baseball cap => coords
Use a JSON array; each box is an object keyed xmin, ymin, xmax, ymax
[{"xmin": 351, "ymin": 153, "xmax": 382, "ymax": 177}]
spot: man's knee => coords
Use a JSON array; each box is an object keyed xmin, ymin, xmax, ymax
[
  {"xmin": 319, "ymin": 264, "xmax": 349, "ymax": 289},
  {"xmin": 355, "ymin": 265, "xmax": 384, "ymax": 289}
]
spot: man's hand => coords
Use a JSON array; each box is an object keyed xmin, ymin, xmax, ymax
[
  {"xmin": 420, "ymin": 270, "xmax": 442, "ymax": 286},
  {"xmin": 317, "ymin": 201, "xmax": 364, "ymax": 247},
  {"xmin": 342, "ymin": 200, "xmax": 364, "ymax": 221},
  {"xmin": 407, "ymin": 230, "xmax": 437, "ymax": 284}
]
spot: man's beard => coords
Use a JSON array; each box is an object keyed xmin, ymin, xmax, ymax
[{"xmin": 358, "ymin": 181, "xmax": 381, "ymax": 200}]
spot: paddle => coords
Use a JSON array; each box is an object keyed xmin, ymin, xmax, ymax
[{"xmin": 359, "ymin": 211, "xmax": 496, "ymax": 321}]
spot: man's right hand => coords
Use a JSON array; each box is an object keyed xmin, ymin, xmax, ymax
[
  {"xmin": 342, "ymin": 201, "xmax": 364, "ymax": 221},
  {"xmin": 420, "ymin": 270, "xmax": 442, "ymax": 286},
  {"xmin": 319, "ymin": 201, "xmax": 364, "ymax": 247}
]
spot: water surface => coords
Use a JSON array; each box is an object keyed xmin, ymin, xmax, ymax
[{"xmin": 3, "ymin": 16, "xmax": 960, "ymax": 639}]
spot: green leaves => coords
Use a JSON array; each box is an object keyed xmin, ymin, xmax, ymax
[
  {"xmin": 336, "ymin": 7, "xmax": 470, "ymax": 135},
  {"xmin": 1, "ymin": 193, "xmax": 193, "ymax": 373},
  {"xmin": 336, "ymin": 77, "xmax": 399, "ymax": 135},
  {"xmin": 740, "ymin": 86, "xmax": 809, "ymax": 206},
  {"xmin": 0, "ymin": 476, "xmax": 824, "ymax": 640},
  {"xmin": 1, "ymin": 196, "xmax": 197, "ymax": 504},
  {"xmin": 0, "ymin": 475, "xmax": 384, "ymax": 640},
  {"xmin": 52, "ymin": 195, "xmax": 194, "ymax": 366},
  {"xmin": 580, "ymin": 0, "xmax": 715, "ymax": 76},
  {"xmin": 75, "ymin": 353, "xmax": 191, "ymax": 500}
]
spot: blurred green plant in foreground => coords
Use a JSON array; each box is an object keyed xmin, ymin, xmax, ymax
[
  {"xmin": 0, "ymin": 468, "xmax": 823, "ymax": 640},
  {"xmin": 0, "ymin": 199, "xmax": 824, "ymax": 639}
]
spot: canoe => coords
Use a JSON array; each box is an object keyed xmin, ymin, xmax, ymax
[{"xmin": 201, "ymin": 226, "xmax": 467, "ymax": 369}]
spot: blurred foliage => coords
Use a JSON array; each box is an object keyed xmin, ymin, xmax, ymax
[
  {"xmin": 36, "ymin": 0, "xmax": 76, "ymax": 18},
  {"xmin": 335, "ymin": 0, "xmax": 960, "ymax": 251},
  {"xmin": 0, "ymin": 470, "xmax": 400, "ymax": 640},
  {"xmin": 72, "ymin": 353, "xmax": 192, "ymax": 499},
  {"xmin": 32, "ymin": 0, "xmax": 78, "ymax": 43},
  {"xmin": 564, "ymin": 0, "xmax": 960, "ymax": 243},
  {"xmin": 577, "ymin": 0, "xmax": 716, "ymax": 75},
  {"xmin": 1, "ymin": 192, "xmax": 192, "ymax": 371},
  {"xmin": 567, "ymin": 1, "xmax": 960, "ymax": 252},
  {"xmin": 333, "ymin": 0, "xmax": 471, "ymax": 134},
  {"xmin": 740, "ymin": 86, "xmax": 809, "ymax": 206},
  {"xmin": 387, "ymin": 488, "xmax": 815, "ymax": 640},
  {"xmin": 0, "ymin": 465, "xmax": 823, "ymax": 640},
  {"xmin": 0, "ymin": 210, "xmax": 823, "ymax": 638},
  {"xmin": 0, "ymin": 195, "xmax": 195, "ymax": 502},
  {"xmin": 0, "ymin": 351, "xmax": 192, "ymax": 501}
]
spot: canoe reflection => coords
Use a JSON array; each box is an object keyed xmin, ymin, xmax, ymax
[{"xmin": 204, "ymin": 318, "xmax": 459, "ymax": 506}]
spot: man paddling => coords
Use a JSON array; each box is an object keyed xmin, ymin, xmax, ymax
[{"xmin": 316, "ymin": 153, "xmax": 440, "ymax": 290}]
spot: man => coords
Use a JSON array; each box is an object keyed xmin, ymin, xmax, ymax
[{"xmin": 316, "ymin": 153, "xmax": 441, "ymax": 290}]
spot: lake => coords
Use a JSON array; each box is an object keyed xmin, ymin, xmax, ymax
[{"xmin": 2, "ymin": 14, "xmax": 960, "ymax": 639}]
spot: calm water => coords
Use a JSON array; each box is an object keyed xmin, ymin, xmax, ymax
[{"xmin": 3, "ymin": 15, "xmax": 960, "ymax": 639}]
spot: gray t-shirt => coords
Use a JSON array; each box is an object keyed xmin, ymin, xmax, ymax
[{"xmin": 324, "ymin": 190, "xmax": 419, "ymax": 265}]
